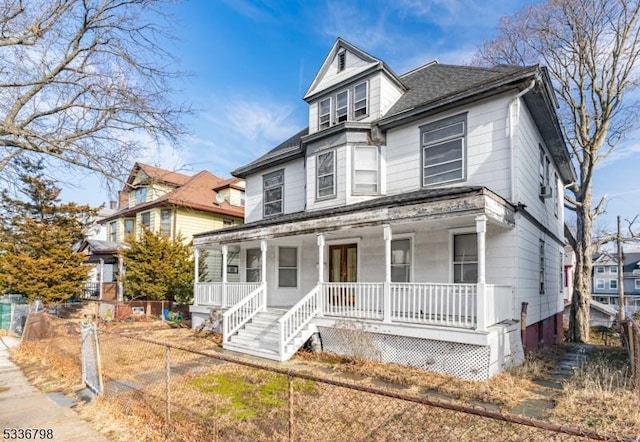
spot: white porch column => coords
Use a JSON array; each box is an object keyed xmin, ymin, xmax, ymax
[
  {"xmin": 475, "ymin": 215, "xmax": 487, "ymax": 331},
  {"xmin": 193, "ymin": 248, "xmax": 200, "ymax": 306},
  {"xmin": 221, "ymin": 245, "xmax": 228, "ymax": 308},
  {"xmin": 99, "ymin": 258, "xmax": 104, "ymax": 300},
  {"xmin": 117, "ymin": 255, "xmax": 124, "ymax": 302},
  {"xmin": 383, "ymin": 224, "xmax": 392, "ymax": 323},
  {"xmin": 260, "ymin": 239, "xmax": 268, "ymax": 311},
  {"xmin": 317, "ymin": 233, "xmax": 325, "ymax": 317}
]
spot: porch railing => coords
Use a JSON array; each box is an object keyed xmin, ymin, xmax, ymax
[
  {"xmin": 391, "ymin": 283, "xmax": 477, "ymax": 328},
  {"xmin": 278, "ymin": 284, "xmax": 321, "ymax": 358},
  {"xmin": 222, "ymin": 284, "xmax": 266, "ymax": 342},
  {"xmin": 195, "ymin": 282, "xmax": 261, "ymax": 307},
  {"xmin": 318, "ymin": 282, "xmax": 513, "ymax": 329},
  {"xmin": 322, "ymin": 282, "xmax": 384, "ymax": 319}
]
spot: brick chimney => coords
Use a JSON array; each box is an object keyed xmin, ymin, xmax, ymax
[{"xmin": 118, "ymin": 190, "xmax": 129, "ymax": 209}]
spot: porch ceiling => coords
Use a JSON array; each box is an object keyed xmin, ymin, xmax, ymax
[{"xmin": 193, "ymin": 187, "xmax": 515, "ymax": 246}]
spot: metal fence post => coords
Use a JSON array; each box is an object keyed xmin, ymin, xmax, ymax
[
  {"xmin": 165, "ymin": 345, "xmax": 171, "ymax": 429},
  {"xmin": 288, "ymin": 373, "xmax": 294, "ymax": 442}
]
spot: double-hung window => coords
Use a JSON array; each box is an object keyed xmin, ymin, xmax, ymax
[
  {"xmin": 124, "ymin": 218, "xmax": 135, "ymax": 240},
  {"xmin": 421, "ymin": 114, "xmax": 466, "ymax": 186},
  {"xmin": 354, "ymin": 82, "xmax": 367, "ymax": 118},
  {"xmin": 316, "ymin": 151, "xmax": 336, "ymax": 199},
  {"xmin": 335, "ymin": 90, "xmax": 348, "ymax": 123},
  {"xmin": 319, "ymin": 98, "xmax": 331, "ymax": 129},
  {"xmin": 263, "ymin": 170, "xmax": 284, "ymax": 217},
  {"xmin": 353, "ymin": 146, "xmax": 379, "ymax": 194},
  {"xmin": 453, "ymin": 233, "xmax": 477, "ymax": 283},
  {"xmin": 391, "ymin": 239, "xmax": 411, "ymax": 282},
  {"xmin": 135, "ymin": 187, "xmax": 147, "ymax": 204},
  {"xmin": 246, "ymin": 249, "xmax": 261, "ymax": 283},
  {"xmin": 596, "ymin": 279, "xmax": 605, "ymax": 290},
  {"xmin": 109, "ymin": 221, "xmax": 118, "ymax": 242},
  {"xmin": 278, "ymin": 247, "xmax": 298, "ymax": 288},
  {"xmin": 160, "ymin": 209, "xmax": 171, "ymax": 236},
  {"xmin": 635, "ymin": 279, "xmax": 640, "ymax": 290},
  {"xmin": 141, "ymin": 211, "xmax": 151, "ymax": 228},
  {"xmin": 610, "ymin": 279, "xmax": 618, "ymax": 290}
]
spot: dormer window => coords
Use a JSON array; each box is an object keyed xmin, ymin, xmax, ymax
[
  {"xmin": 337, "ymin": 51, "xmax": 346, "ymax": 72},
  {"xmin": 336, "ymin": 90, "xmax": 348, "ymax": 123},
  {"xmin": 354, "ymin": 82, "xmax": 368, "ymax": 118},
  {"xmin": 319, "ymin": 98, "xmax": 331, "ymax": 130}
]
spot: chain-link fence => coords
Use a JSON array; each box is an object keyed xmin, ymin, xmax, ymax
[{"xmin": 20, "ymin": 314, "xmax": 635, "ymax": 441}]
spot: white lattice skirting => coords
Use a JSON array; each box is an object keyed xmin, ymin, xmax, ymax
[{"xmin": 317, "ymin": 326, "xmax": 513, "ymax": 381}]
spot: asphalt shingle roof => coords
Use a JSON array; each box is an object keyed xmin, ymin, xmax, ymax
[{"xmin": 386, "ymin": 64, "xmax": 529, "ymax": 117}]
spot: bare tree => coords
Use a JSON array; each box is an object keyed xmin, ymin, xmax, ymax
[
  {"xmin": 0, "ymin": 0, "xmax": 188, "ymax": 185},
  {"xmin": 474, "ymin": 0, "xmax": 640, "ymax": 342}
]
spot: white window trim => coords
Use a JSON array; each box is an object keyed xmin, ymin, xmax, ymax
[
  {"xmin": 277, "ymin": 246, "xmax": 300, "ymax": 289},
  {"xmin": 609, "ymin": 266, "xmax": 618, "ymax": 274},
  {"xmin": 595, "ymin": 279, "xmax": 605, "ymax": 289},
  {"xmin": 609, "ymin": 279, "xmax": 618, "ymax": 290},
  {"xmin": 391, "ymin": 233, "xmax": 414, "ymax": 283},
  {"xmin": 335, "ymin": 90, "xmax": 349, "ymax": 123},
  {"xmin": 352, "ymin": 145, "xmax": 380, "ymax": 195},
  {"xmin": 318, "ymin": 97, "xmax": 332, "ymax": 130},
  {"xmin": 421, "ymin": 113, "xmax": 467, "ymax": 187},
  {"xmin": 263, "ymin": 169, "xmax": 284, "ymax": 218},
  {"xmin": 316, "ymin": 150, "xmax": 337, "ymax": 200},
  {"xmin": 595, "ymin": 266, "xmax": 605, "ymax": 274},
  {"xmin": 245, "ymin": 248, "xmax": 262, "ymax": 283},
  {"xmin": 140, "ymin": 211, "xmax": 151, "ymax": 228},
  {"xmin": 353, "ymin": 81, "xmax": 368, "ymax": 119},
  {"xmin": 635, "ymin": 279, "xmax": 640, "ymax": 290},
  {"xmin": 539, "ymin": 238, "xmax": 546, "ymax": 295},
  {"xmin": 448, "ymin": 227, "xmax": 476, "ymax": 284}
]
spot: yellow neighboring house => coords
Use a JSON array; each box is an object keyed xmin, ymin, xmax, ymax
[
  {"xmin": 101, "ymin": 162, "xmax": 245, "ymax": 244},
  {"xmin": 79, "ymin": 163, "xmax": 245, "ymax": 301}
]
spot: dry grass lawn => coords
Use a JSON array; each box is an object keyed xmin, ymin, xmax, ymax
[{"xmin": 10, "ymin": 316, "xmax": 640, "ymax": 441}]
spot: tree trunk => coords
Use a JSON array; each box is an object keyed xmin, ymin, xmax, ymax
[{"xmin": 568, "ymin": 187, "xmax": 593, "ymax": 342}]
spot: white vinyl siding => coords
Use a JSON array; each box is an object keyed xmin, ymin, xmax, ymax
[
  {"xmin": 353, "ymin": 146, "xmax": 379, "ymax": 194},
  {"xmin": 421, "ymin": 113, "xmax": 466, "ymax": 186}
]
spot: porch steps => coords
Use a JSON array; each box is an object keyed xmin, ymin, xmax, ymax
[{"xmin": 223, "ymin": 309, "xmax": 316, "ymax": 362}]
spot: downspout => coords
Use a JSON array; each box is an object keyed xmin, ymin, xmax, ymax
[
  {"xmin": 509, "ymin": 79, "xmax": 536, "ymax": 201},
  {"xmin": 509, "ymin": 78, "xmax": 535, "ymax": 331}
]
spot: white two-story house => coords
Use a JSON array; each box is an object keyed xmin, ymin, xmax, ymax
[{"xmin": 190, "ymin": 38, "xmax": 575, "ymax": 380}]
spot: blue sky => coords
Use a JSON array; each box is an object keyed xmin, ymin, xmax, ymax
[{"xmin": 58, "ymin": 0, "xmax": 639, "ymax": 233}]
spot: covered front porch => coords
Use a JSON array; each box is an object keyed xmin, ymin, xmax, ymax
[{"xmin": 191, "ymin": 188, "xmax": 519, "ymax": 370}]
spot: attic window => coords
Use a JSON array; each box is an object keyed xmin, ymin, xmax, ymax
[{"xmin": 337, "ymin": 51, "xmax": 346, "ymax": 72}]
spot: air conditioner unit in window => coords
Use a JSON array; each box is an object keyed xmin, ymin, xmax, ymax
[{"xmin": 539, "ymin": 184, "xmax": 553, "ymax": 198}]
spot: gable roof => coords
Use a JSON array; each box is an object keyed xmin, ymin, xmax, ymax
[
  {"xmin": 234, "ymin": 39, "xmax": 575, "ymax": 183},
  {"xmin": 594, "ymin": 252, "xmax": 640, "ymax": 275},
  {"xmin": 126, "ymin": 162, "xmax": 192, "ymax": 190},
  {"xmin": 102, "ymin": 170, "xmax": 244, "ymax": 223},
  {"xmin": 303, "ymin": 37, "xmax": 405, "ymax": 101}
]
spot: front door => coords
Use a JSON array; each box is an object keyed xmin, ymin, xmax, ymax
[{"xmin": 329, "ymin": 244, "xmax": 357, "ymax": 306}]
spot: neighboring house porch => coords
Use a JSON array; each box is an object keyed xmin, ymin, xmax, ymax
[{"xmin": 191, "ymin": 187, "xmax": 524, "ymax": 380}]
